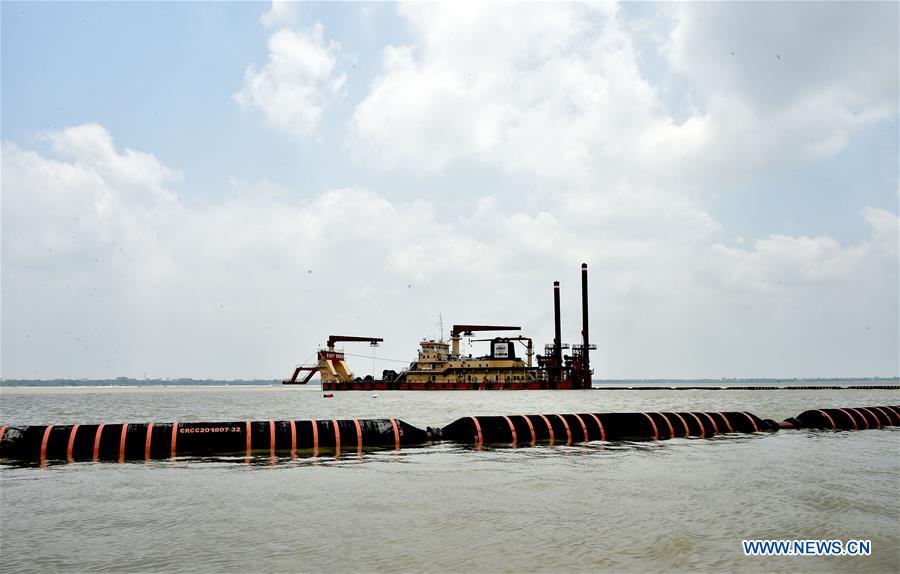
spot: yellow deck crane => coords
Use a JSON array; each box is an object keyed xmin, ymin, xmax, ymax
[{"xmin": 282, "ymin": 335, "xmax": 383, "ymax": 385}]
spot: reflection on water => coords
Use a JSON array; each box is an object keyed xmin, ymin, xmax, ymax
[{"xmin": 1, "ymin": 387, "xmax": 898, "ymax": 573}]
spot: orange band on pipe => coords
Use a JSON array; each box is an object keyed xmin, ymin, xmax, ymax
[
  {"xmin": 312, "ymin": 420, "xmax": 319, "ymax": 455},
  {"xmin": 686, "ymin": 412, "xmax": 705, "ymax": 437},
  {"xmin": 872, "ymin": 407, "xmax": 894, "ymax": 426},
  {"xmin": 538, "ymin": 415, "xmax": 554, "ymax": 445},
  {"xmin": 867, "ymin": 407, "xmax": 884, "ymax": 426},
  {"xmin": 884, "ymin": 406, "xmax": 900, "ymax": 424},
  {"xmin": 864, "ymin": 407, "xmax": 881, "ymax": 427},
  {"xmin": 657, "ymin": 412, "xmax": 675, "ymax": 439},
  {"xmin": 587, "ymin": 413, "xmax": 605, "ymax": 441},
  {"xmin": 269, "ymin": 420, "xmax": 276, "ymax": 455},
  {"xmin": 860, "ymin": 407, "xmax": 876, "ymax": 428},
  {"xmin": 572, "ymin": 414, "xmax": 588, "ymax": 442},
  {"xmin": 289, "ymin": 420, "xmax": 297, "ymax": 456},
  {"xmin": 245, "ymin": 421, "xmax": 252, "ymax": 456},
  {"xmin": 67, "ymin": 424, "xmax": 80, "ymax": 463},
  {"xmin": 701, "ymin": 412, "xmax": 719, "ymax": 435},
  {"xmin": 118, "ymin": 424, "xmax": 128, "ymax": 463},
  {"xmin": 875, "ymin": 407, "xmax": 894, "ymax": 425},
  {"xmin": 845, "ymin": 408, "xmax": 865, "ymax": 429},
  {"xmin": 522, "ymin": 415, "xmax": 536, "ymax": 443},
  {"xmin": 739, "ymin": 412, "xmax": 759, "ymax": 433},
  {"xmin": 40, "ymin": 425, "xmax": 54, "ymax": 463},
  {"xmin": 640, "ymin": 413, "xmax": 659, "ymax": 440},
  {"xmin": 888, "ymin": 406, "xmax": 900, "ymax": 419},
  {"xmin": 93, "ymin": 424, "xmax": 105, "ymax": 462},
  {"xmin": 0, "ymin": 426, "xmax": 6, "ymax": 443},
  {"xmin": 850, "ymin": 408, "xmax": 872, "ymax": 429},
  {"xmin": 835, "ymin": 408, "xmax": 858, "ymax": 430},
  {"xmin": 860, "ymin": 407, "xmax": 882, "ymax": 428},
  {"xmin": 333, "ymin": 419, "xmax": 342, "ymax": 455},
  {"xmin": 469, "ymin": 417, "xmax": 483, "ymax": 445},
  {"xmin": 353, "ymin": 419, "xmax": 362, "ymax": 454},
  {"xmin": 816, "ymin": 410, "xmax": 837, "ymax": 430},
  {"xmin": 717, "ymin": 412, "xmax": 734, "ymax": 433},
  {"xmin": 502, "ymin": 415, "xmax": 517, "ymax": 445},
  {"xmin": 145, "ymin": 423, "xmax": 154, "ymax": 460},
  {"xmin": 389, "ymin": 418, "xmax": 401, "ymax": 449},
  {"xmin": 671, "ymin": 413, "xmax": 689, "ymax": 437},
  {"xmin": 171, "ymin": 422, "xmax": 179, "ymax": 458},
  {"xmin": 556, "ymin": 415, "xmax": 572, "ymax": 444}
]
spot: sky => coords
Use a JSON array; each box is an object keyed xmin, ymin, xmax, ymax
[{"xmin": 1, "ymin": 1, "xmax": 897, "ymax": 380}]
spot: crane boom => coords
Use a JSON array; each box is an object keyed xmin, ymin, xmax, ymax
[
  {"xmin": 326, "ymin": 335, "xmax": 383, "ymax": 349},
  {"xmin": 450, "ymin": 324, "xmax": 520, "ymax": 336},
  {"xmin": 449, "ymin": 324, "xmax": 519, "ymax": 355}
]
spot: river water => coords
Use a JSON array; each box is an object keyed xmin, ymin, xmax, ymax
[{"xmin": 1, "ymin": 385, "xmax": 898, "ymax": 573}]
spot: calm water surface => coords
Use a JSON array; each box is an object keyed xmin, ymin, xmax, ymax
[{"xmin": 1, "ymin": 386, "xmax": 898, "ymax": 573}]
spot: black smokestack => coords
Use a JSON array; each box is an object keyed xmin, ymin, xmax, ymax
[
  {"xmin": 553, "ymin": 280, "xmax": 562, "ymax": 366},
  {"xmin": 581, "ymin": 263, "xmax": 590, "ymax": 386}
]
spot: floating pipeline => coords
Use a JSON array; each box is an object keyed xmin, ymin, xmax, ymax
[
  {"xmin": 0, "ymin": 405, "xmax": 897, "ymax": 463},
  {"xmin": 432, "ymin": 411, "xmax": 779, "ymax": 445},
  {"xmin": 781, "ymin": 405, "xmax": 900, "ymax": 431},
  {"xmin": 0, "ymin": 419, "xmax": 428, "ymax": 463},
  {"xmin": 433, "ymin": 406, "xmax": 900, "ymax": 445}
]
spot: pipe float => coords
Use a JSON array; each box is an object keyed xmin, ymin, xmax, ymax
[
  {"xmin": 0, "ymin": 418, "xmax": 428, "ymax": 463},
  {"xmin": 1, "ymin": 405, "xmax": 896, "ymax": 463},
  {"xmin": 781, "ymin": 405, "xmax": 900, "ymax": 430},
  {"xmin": 433, "ymin": 411, "xmax": 777, "ymax": 444}
]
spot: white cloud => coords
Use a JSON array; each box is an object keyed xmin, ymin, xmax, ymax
[
  {"xmin": 235, "ymin": 23, "xmax": 345, "ymax": 138},
  {"xmin": 350, "ymin": 2, "xmax": 897, "ymax": 192},
  {"xmin": 862, "ymin": 207, "xmax": 900, "ymax": 260},
  {"xmin": 1, "ymin": 125, "xmax": 178, "ymax": 272},
  {"xmin": 662, "ymin": 2, "xmax": 898, "ymax": 173},
  {"xmin": 350, "ymin": 2, "xmax": 708, "ymax": 188},
  {"xmin": 2, "ymin": 125, "xmax": 896, "ymax": 379},
  {"xmin": 663, "ymin": 2, "xmax": 898, "ymax": 114},
  {"xmin": 260, "ymin": 0, "xmax": 300, "ymax": 29},
  {"xmin": 46, "ymin": 123, "xmax": 178, "ymax": 205}
]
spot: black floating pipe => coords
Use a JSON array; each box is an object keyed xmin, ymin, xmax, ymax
[
  {"xmin": 581, "ymin": 262, "xmax": 590, "ymax": 389},
  {"xmin": 435, "ymin": 411, "xmax": 778, "ymax": 444},
  {"xmin": 0, "ymin": 418, "xmax": 429, "ymax": 463},
  {"xmin": 783, "ymin": 405, "xmax": 900, "ymax": 430},
  {"xmin": 2, "ymin": 405, "xmax": 897, "ymax": 463}
]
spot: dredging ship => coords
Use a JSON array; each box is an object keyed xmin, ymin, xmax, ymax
[{"xmin": 282, "ymin": 264, "xmax": 597, "ymax": 390}]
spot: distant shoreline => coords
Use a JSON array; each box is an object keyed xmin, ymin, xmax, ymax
[{"xmin": 0, "ymin": 379, "xmax": 284, "ymax": 388}]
